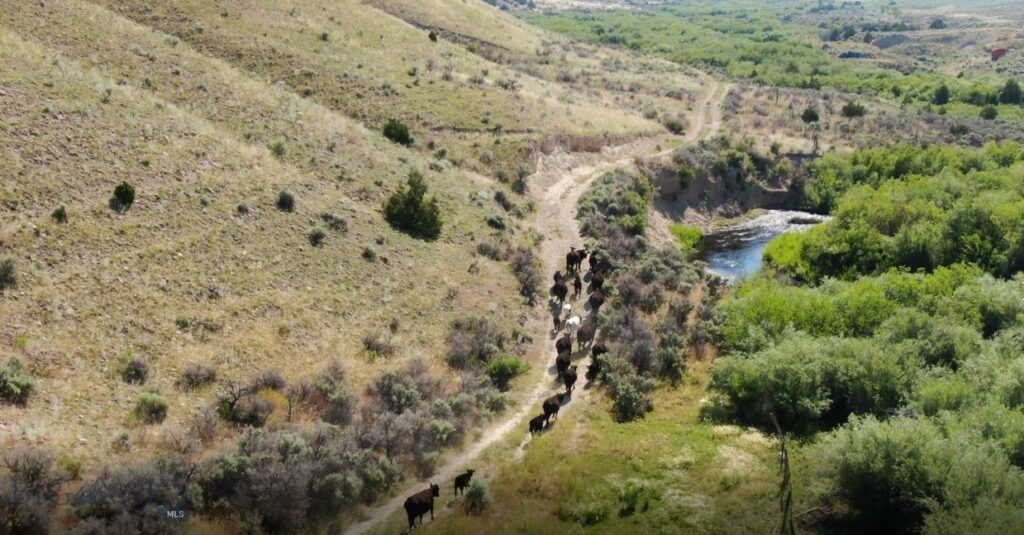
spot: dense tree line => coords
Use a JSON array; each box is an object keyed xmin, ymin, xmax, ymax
[{"xmin": 770, "ymin": 142, "xmax": 1024, "ymax": 281}]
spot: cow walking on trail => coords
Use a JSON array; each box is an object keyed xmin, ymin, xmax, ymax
[
  {"xmin": 543, "ymin": 392, "xmax": 566, "ymax": 423},
  {"xmin": 550, "ymin": 280, "xmax": 568, "ymax": 305},
  {"xmin": 566, "ymin": 247, "xmax": 589, "ymax": 272},
  {"xmin": 564, "ymin": 365, "xmax": 578, "ymax": 392},
  {"xmin": 592, "ymin": 341, "xmax": 608, "ymax": 359},
  {"xmin": 572, "ymin": 274, "xmax": 582, "ymax": 299},
  {"xmin": 556, "ymin": 350, "xmax": 571, "ymax": 376},
  {"xmin": 591, "ymin": 270, "xmax": 605, "ymax": 292},
  {"xmin": 454, "ymin": 470, "xmax": 475, "ymax": 496},
  {"xmin": 586, "ymin": 358, "xmax": 602, "ymax": 382},
  {"xmin": 589, "ymin": 290, "xmax": 606, "ymax": 313},
  {"xmin": 552, "ymin": 311, "xmax": 561, "ymax": 332},
  {"xmin": 553, "ymin": 271, "xmax": 563, "ymax": 284},
  {"xmin": 577, "ymin": 320, "xmax": 597, "ymax": 348},
  {"xmin": 404, "ymin": 483, "xmax": 440, "ymax": 529},
  {"xmin": 529, "ymin": 413, "xmax": 547, "ymax": 435},
  {"xmin": 556, "ymin": 333, "xmax": 572, "ymax": 355}
]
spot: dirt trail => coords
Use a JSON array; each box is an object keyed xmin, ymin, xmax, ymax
[{"xmin": 345, "ymin": 74, "xmax": 728, "ymax": 535}]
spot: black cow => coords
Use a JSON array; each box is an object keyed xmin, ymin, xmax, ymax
[
  {"xmin": 555, "ymin": 333, "xmax": 572, "ymax": 355},
  {"xmin": 586, "ymin": 358, "xmax": 602, "ymax": 382},
  {"xmin": 564, "ymin": 365, "xmax": 578, "ymax": 392},
  {"xmin": 454, "ymin": 470, "xmax": 475, "ymax": 496},
  {"xmin": 543, "ymin": 392, "xmax": 566, "ymax": 423},
  {"xmin": 555, "ymin": 350, "xmax": 571, "ymax": 376},
  {"xmin": 552, "ymin": 312, "xmax": 560, "ymax": 332},
  {"xmin": 572, "ymin": 274, "xmax": 582, "ymax": 299},
  {"xmin": 529, "ymin": 413, "xmax": 547, "ymax": 435},
  {"xmin": 404, "ymin": 483, "xmax": 440, "ymax": 529},
  {"xmin": 553, "ymin": 270, "xmax": 564, "ymax": 284},
  {"xmin": 577, "ymin": 321, "xmax": 597, "ymax": 348},
  {"xmin": 589, "ymin": 290, "xmax": 606, "ymax": 313},
  {"xmin": 566, "ymin": 247, "xmax": 589, "ymax": 272},
  {"xmin": 591, "ymin": 270, "xmax": 605, "ymax": 292},
  {"xmin": 550, "ymin": 281, "xmax": 568, "ymax": 305},
  {"xmin": 592, "ymin": 341, "xmax": 608, "ymax": 359}
]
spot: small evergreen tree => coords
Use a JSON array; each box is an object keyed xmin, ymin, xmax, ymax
[
  {"xmin": 111, "ymin": 181, "xmax": 135, "ymax": 212},
  {"xmin": 933, "ymin": 84, "xmax": 951, "ymax": 105},
  {"xmin": 383, "ymin": 172, "xmax": 443, "ymax": 240},
  {"xmin": 801, "ymin": 108, "xmax": 820, "ymax": 123},
  {"xmin": 999, "ymin": 79, "xmax": 1022, "ymax": 105},
  {"xmin": 383, "ymin": 119, "xmax": 413, "ymax": 146},
  {"xmin": 980, "ymin": 105, "xmax": 999, "ymax": 121}
]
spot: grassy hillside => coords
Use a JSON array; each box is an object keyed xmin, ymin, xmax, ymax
[{"xmin": 0, "ymin": 0, "xmax": 691, "ymax": 474}]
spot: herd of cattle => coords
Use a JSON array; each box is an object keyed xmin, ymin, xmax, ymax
[
  {"xmin": 531, "ymin": 246, "xmax": 608, "ymax": 435},
  {"xmin": 403, "ymin": 247, "xmax": 609, "ymax": 530}
]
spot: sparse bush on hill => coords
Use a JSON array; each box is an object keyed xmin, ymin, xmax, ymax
[
  {"xmin": 362, "ymin": 330, "xmax": 396, "ymax": 358},
  {"xmin": 383, "ymin": 119, "xmax": 413, "ymax": 146},
  {"xmin": 464, "ymin": 480, "xmax": 491, "ymax": 514},
  {"xmin": 120, "ymin": 355, "xmax": 149, "ymax": 385},
  {"xmin": 217, "ymin": 381, "xmax": 272, "ymax": 428},
  {"xmin": 276, "ymin": 189, "xmax": 295, "ymax": 212},
  {"xmin": 0, "ymin": 255, "xmax": 16, "ymax": 290},
  {"xmin": 980, "ymin": 105, "xmax": 998, "ymax": 121},
  {"xmin": 801, "ymin": 107, "xmax": 820, "ymax": 123},
  {"xmin": 134, "ymin": 393, "xmax": 169, "ymax": 424},
  {"xmin": 508, "ymin": 246, "xmax": 541, "ymax": 304},
  {"xmin": 320, "ymin": 212, "xmax": 348, "ymax": 231},
  {"xmin": 0, "ymin": 447, "xmax": 66, "ymax": 533},
  {"xmin": 383, "ymin": 172, "xmax": 442, "ymax": 240},
  {"xmin": 268, "ymin": 140, "xmax": 286, "ymax": 159},
  {"xmin": 446, "ymin": 317, "xmax": 506, "ymax": 369},
  {"xmin": 178, "ymin": 363, "xmax": 217, "ymax": 391},
  {"xmin": 110, "ymin": 181, "xmax": 135, "ymax": 212},
  {"xmin": 0, "ymin": 358, "xmax": 34, "ymax": 406},
  {"xmin": 308, "ymin": 227, "xmax": 326, "ymax": 247},
  {"xmin": 250, "ymin": 369, "xmax": 286, "ymax": 391}
]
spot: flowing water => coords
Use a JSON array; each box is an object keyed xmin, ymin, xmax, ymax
[{"xmin": 700, "ymin": 210, "xmax": 829, "ymax": 283}]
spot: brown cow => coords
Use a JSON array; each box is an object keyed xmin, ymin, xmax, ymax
[
  {"xmin": 566, "ymin": 247, "xmax": 589, "ymax": 272},
  {"xmin": 592, "ymin": 341, "xmax": 608, "ymax": 358},
  {"xmin": 577, "ymin": 321, "xmax": 597, "ymax": 348},
  {"xmin": 591, "ymin": 270, "xmax": 605, "ymax": 292},
  {"xmin": 572, "ymin": 274, "xmax": 583, "ymax": 299},
  {"xmin": 586, "ymin": 358, "xmax": 602, "ymax": 382},
  {"xmin": 589, "ymin": 290, "xmax": 606, "ymax": 313},
  {"xmin": 404, "ymin": 483, "xmax": 440, "ymax": 529},
  {"xmin": 543, "ymin": 392, "xmax": 566, "ymax": 423},
  {"xmin": 564, "ymin": 365, "xmax": 578, "ymax": 392}
]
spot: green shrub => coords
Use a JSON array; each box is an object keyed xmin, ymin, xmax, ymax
[
  {"xmin": 383, "ymin": 119, "xmax": 413, "ymax": 146},
  {"xmin": 1000, "ymin": 79, "xmax": 1022, "ymax": 105},
  {"xmin": 933, "ymin": 84, "xmax": 951, "ymax": 105},
  {"xmin": 428, "ymin": 31, "xmax": 438, "ymax": 42},
  {"xmin": 980, "ymin": 105, "xmax": 998, "ymax": 120},
  {"xmin": 134, "ymin": 393, "xmax": 169, "ymax": 424},
  {"xmin": 485, "ymin": 214, "xmax": 507, "ymax": 230},
  {"xmin": 111, "ymin": 181, "xmax": 135, "ymax": 212},
  {"xmin": 668, "ymin": 223, "xmax": 703, "ymax": 255},
  {"xmin": 464, "ymin": 480, "xmax": 491, "ymax": 514},
  {"xmin": 268, "ymin": 140, "xmax": 286, "ymax": 158},
  {"xmin": 801, "ymin": 107, "xmax": 820, "ymax": 123},
  {"xmin": 383, "ymin": 172, "xmax": 442, "ymax": 239},
  {"xmin": 58, "ymin": 456, "xmax": 84, "ymax": 480},
  {"xmin": 276, "ymin": 190, "xmax": 295, "ymax": 212},
  {"xmin": 0, "ymin": 358, "xmax": 35, "ymax": 405},
  {"xmin": 662, "ymin": 117, "xmax": 686, "ymax": 134},
  {"xmin": 485, "ymin": 355, "xmax": 529, "ymax": 391},
  {"xmin": 0, "ymin": 255, "xmax": 16, "ymax": 290},
  {"xmin": 52, "ymin": 204, "xmax": 68, "ymax": 223},
  {"xmin": 841, "ymin": 102, "xmax": 867, "ymax": 118},
  {"xmin": 362, "ymin": 246, "xmax": 377, "ymax": 261},
  {"xmin": 308, "ymin": 227, "xmax": 326, "ymax": 247}
]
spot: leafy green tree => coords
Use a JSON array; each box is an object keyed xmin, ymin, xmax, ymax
[
  {"xmin": 999, "ymin": 79, "xmax": 1022, "ymax": 105},
  {"xmin": 801, "ymin": 107, "xmax": 820, "ymax": 123},
  {"xmin": 383, "ymin": 172, "xmax": 443, "ymax": 240},
  {"xmin": 933, "ymin": 84, "xmax": 951, "ymax": 105}
]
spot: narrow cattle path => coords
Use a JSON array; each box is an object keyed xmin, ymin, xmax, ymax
[{"xmin": 345, "ymin": 74, "xmax": 728, "ymax": 535}]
